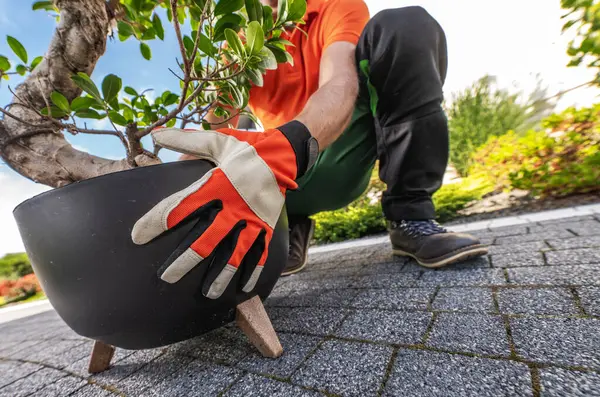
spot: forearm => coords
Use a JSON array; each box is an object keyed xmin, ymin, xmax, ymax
[{"xmin": 295, "ymin": 76, "xmax": 358, "ymax": 149}]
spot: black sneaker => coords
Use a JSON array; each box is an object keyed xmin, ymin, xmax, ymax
[
  {"xmin": 281, "ymin": 216, "xmax": 315, "ymax": 276},
  {"xmin": 389, "ymin": 220, "xmax": 488, "ymax": 268}
]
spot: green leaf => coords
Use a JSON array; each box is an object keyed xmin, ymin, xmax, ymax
[
  {"xmin": 267, "ymin": 44, "xmax": 293, "ymax": 65},
  {"xmin": 245, "ymin": 0, "xmax": 263, "ymax": 24},
  {"xmin": 109, "ymin": 111, "xmax": 128, "ymax": 126},
  {"xmin": 225, "ymin": 28, "xmax": 245, "ymax": 57},
  {"xmin": 75, "ymin": 109, "xmax": 105, "ymax": 119},
  {"xmin": 163, "ymin": 93, "xmax": 179, "ymax": 106},
  {"xmin": 124, "ymin": 86, "xmax": 138, "ymax": 96},
  {"xmin": 276, "ymin": 0, "xmax": 288, "ymax": 25},
  {"xmin": 183, "ymin": 35, "xmax": 195, "ymax": 58},
  {"xmin": 0, "ymin": 56, "xmax": 10, "ymax": 72},
  {"xmin": 30, "ymin": 56, "xmax": 43, "ymax": 70},
  {"xmin": 51, "ymin": 91, "xmax": 70, "ymax": 112},
  {"xmin": 152, "ymin": 14, "xmax": 165, "ymax": 40},
  {"xmin": 102, "ymin": 74, "xmax": 122, "ymax": 102},
  {"xmin": 202, "ymin": 121, "xmax": 211, "ymax": 130},
  {"xmin": 141, "ymin": 27, "xmax": 156, "ymax": 41},
  {"xmin": 7, "ymin": 36, "xmax": 28, "ymax": 63},
  {"xmin": 122, "ymin": 106, "xmax": 135, "ymax": 122},
  {"xmin": 246, "ymin": 21, "xmax": 264, "ymax": 55},
  {"xmin": 15, "ymin": 64, "xmax": 27, "ymax": 76},
  {"xmin": 246, "ymin": 68, "xmax": 264, "ymax": 87},
  {"xmin": 41, "ymin": 106, "xmax": 67, "ymax": 118},
  {"xmin": 144, "ymin": 105, "xmax": 158, "ymax": 122},
  {"xmin": 71, "ymin": 72, "xmax": 102, "ymax": 102},
  {"xmin": 140, "ymin": 42, "xmax": 152, "ymax": 60},
  {"xmin": 117, "ymin": 21, "xmax": 134, "ymax": 40},
  {"xmin": 287, "ymin": 0, "xmax": 307, "ymax": 21},
  {"xmin": 198, "ymin": 33, "xmax": 217, "ymax": 56},
  {"xmin": 214, "ymin": 0, "xmax": 244, "ymax": 16},
  {"xmin": 214, "ymin": 14, "xmax": 244, "ymax": 42},
  {"xmin": 263, "ymin": 6, "xmax": 274, "ymax": 32},
  {"xmin": 258, "ymin": 47, "xmax": 277, "ymax": 70},
  {"xmin": 131, "ymin": 0, "xmax": 143, "ymax": 12},
  {"xmin": 32, "ymin": 1, "xmax": 54, "ymax": 11},
  {"xmin": 71, "ymin": 97, "xmax": 98, "ymax": 111},
  {"xmin": 166, "ymin": 118, "xmax": 177, "ymax": 128}
]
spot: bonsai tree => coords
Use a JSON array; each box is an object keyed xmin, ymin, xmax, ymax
[{"xmin": 0, "ymin": 0, "xmax": 307, "ymax": 188}]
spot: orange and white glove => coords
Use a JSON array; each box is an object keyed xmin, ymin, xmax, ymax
[{"xmin": 131, "ymin": 121, "xmax": 317, "ymax": 299}]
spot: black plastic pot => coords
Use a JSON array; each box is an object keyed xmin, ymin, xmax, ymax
[{"xmin": 12, "ymin": 160, "xmax": 288, "ymax": 349}]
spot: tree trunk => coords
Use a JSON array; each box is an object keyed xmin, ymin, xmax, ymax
[{"xmin": 0, "ymin": 0, "xmax": 158, "ymax": 188}]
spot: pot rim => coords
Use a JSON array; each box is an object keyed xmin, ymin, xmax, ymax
[{"xmin": 12, "ymin": 159, "xmax": 212, "ymax": 215}]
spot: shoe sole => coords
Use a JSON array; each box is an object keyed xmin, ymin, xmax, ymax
[
  {"xmin": 392, "ymin": 245, "xmax": 489, "ymax": 269},
  {"xmin": 281, "ymin": 219, "xmax": 315, "ymax": 277}
]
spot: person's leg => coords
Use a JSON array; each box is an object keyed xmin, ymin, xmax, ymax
[
  {"xmin": 355, "ymin": 6, "xmax": 488, "ymax": 267},
  {"xmin": 282, "ymin": 96, "xmax": 377, "ymax": 275}
]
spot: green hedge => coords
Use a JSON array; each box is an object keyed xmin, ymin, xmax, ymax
[{"xmin": 0, "ymin": 253, "xmax": 33, "ymax": 279}]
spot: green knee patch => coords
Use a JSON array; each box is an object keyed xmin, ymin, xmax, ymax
[{"xmin": 359, "ymin": 59, "xmax": 379, "ymax": 117}]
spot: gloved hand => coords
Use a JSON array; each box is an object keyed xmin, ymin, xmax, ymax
[{"xmin": 131, "ymin": 121, "xmax": 317, "ymax": 299}]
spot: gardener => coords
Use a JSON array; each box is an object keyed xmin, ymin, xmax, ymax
[{"xmin": 131, "ymin": 1, "xmax": 489, "ymax": 299}]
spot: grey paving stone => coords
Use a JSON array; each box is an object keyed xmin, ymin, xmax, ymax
[
  {"xmin": 508, "ymin": 264, "xmax": 600, "ymax": 286},
  {"xmin": 268, "ymin": 307, "xmax": 348, "ymax": 335},
  {"xmin": 352, "ymin": 288, "xmax": 435, "ymax": 310},
  {"xmin": 491, "ymin": 251, "xmax": 545, "ymax": 268},
  {"xmin": 566, "ymin": 220, "xmax": 600, "ymax": 236},
  {"xmin": 547, "ymin": 235, "xmax": 600, "ymax": 250},
  {"xmin": 0, "ymin": 361, "xmax": 42, "ymax": 388},
  {"xmin": 539, "ymin": 367, "xmax": 600, "ymax": 397},
  {"xmin": 402, "ymin": 256, "xmax": 491, "ymax": 273},
  {"xmin": 577, "ymin": 286, "xmax": 600, "ymax": 316},
  {"xmin": 335, "ymin": 309, "xmax": 431, "ymax": 345},
  {"xmin": 432, "ymin": 287, "xmax": 495, "ymax": 312},
  {"xmin": 427, "ymin": 313, "xmax": 510, "ymax": 356},
  {"xmin": 487, "ymin": 241, "xmax": 549, "ymax": 255},
  {"xmin": 172, "ymin": 327, "xmax": 253, "ymax": 365},
  {"xmin": 471, "ymin": 226, "xmax": 528, "ymax": 238},
  {"xmin": 0, "ymin": 340, "xmax": 46, "ymax": 358},
  {"xmin": 276, "ymin": 288, "xmax": 360, "ymax": 308},
  {"xmin": 545, "ymin": 247, "xmax": 600, "ymax": 265},
  {"xmin": 236, "ymin": 333, "xmax": 322, "ymax": 377},
  {"xmin": 91, "ymin": 348, "xmax": 164, "ymax": 384},
  {"xmin": 354, "ymin": 272, "xmax": 419, "ymax": 288},
  {"xmin": 0, "ymin": 367, "xmax": 65, "ymax": 397},
  {"xmin": 495, "ymin": 230, "xmax": 576, "ymax": 245},
  {"xmin": 538, "ymin": 215, "xmax": 597, "ymax": 225},
  {"xmin": 264, "ymin": 286, "xmax": 291, "ymax": 307},
  {"xmin": 35, "ymin": 376, "xmax": 87, "ymax": 397},
  {"xmin": 292, "ymin": 339, "xmax": 392, "ymax": 397},
  {"xmin": 382, "ymin": 349, "xmax": 532, "ymax": 397},
  {"xmin": 145, "ymin": 360, "xmax": 242, "ymax": 397},
  {"xmin": 294, "ymin": 265, "xmax": 362, "ymax": 280},
  {"xmin": 511, "ymin": 317, "xmax": 600, "ymax": 369},
  {"xmin": 116, "ymin": 353, "xmax": 195, "ymax": 397},
  {"xmin": 496, "ymin": 287, "xmax": 578, "ymax": 315},
  {"xmin": 225, "ymin": 373, "xmax": 325, "ymax": 396},
  {"xmin": 46, "ymin": 341, "xmax": 94, "ymax": 369},
  {"xmin": 417, "ymin": 268, "xmax": 506, "ymax": 287},
  {"xmin": 69, "ymin": 384, "xmax": 113, "ymax": 396},
  {"xmin": 358, "ymin": 260, "xmax": 407, "ymax": 275}
]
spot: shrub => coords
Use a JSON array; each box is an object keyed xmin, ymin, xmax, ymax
[
  {"xmin": 446, "ymin": 75, "xmax": 556, "ymax": 176},
  {"xmin": 433, "ymin": 177, "xmax": 494, "ymax": 223},
  {"xmin": 1, "ymin": 274, "xmax": 41, "ymax": 299},
  {"xmin": 0, "ymin": 253, "xmax": 33, "ymax": 279},
  {"xmin": 469, "ymin": 104, "xmax": 600, "ymax": 197},
  {"xmin": 0, "ymin": 279, "xmax": 16, "ymax": 297}
]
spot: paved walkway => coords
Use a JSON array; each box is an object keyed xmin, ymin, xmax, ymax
[{"xmin": 1, "ymin": 212, "xmax": 600, "ymax": 396}]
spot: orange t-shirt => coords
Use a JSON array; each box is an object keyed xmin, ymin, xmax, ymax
[{"xmin": 247, "ymin": 0, "xmax": 370, "ymax": 130}]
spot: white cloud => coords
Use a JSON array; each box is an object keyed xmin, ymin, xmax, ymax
[{"xmin": 0, "ymin": 167, "xmax": 52, "ymax": 256}]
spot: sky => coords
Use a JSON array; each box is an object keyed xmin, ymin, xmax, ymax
[{"xmin": 0, "ymin": 0, "xmax": 598, "ymax": 256}]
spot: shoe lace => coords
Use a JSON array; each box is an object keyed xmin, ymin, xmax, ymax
[{"xmin": 391, "ymin": 219, "xmax": 447, "ymax": 238}]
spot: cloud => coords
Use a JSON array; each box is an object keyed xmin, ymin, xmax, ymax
[{"xmin": 0, "ymin": 167, "xmax": 52, "ymax": 256}]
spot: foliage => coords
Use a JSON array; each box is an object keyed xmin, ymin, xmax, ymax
[
  {"xmin": 432, "ymin": 177, "xmax": 494, "ymax": 223},
  {"xmin": 0, "ymin": 273, "xmax": 41, "ymax": 300},
  {"xmin": 446, "ymin": 75, "xmax": 557, "ymax": 176},
  {"xmin": 469, "ymin": 104, "xmax": 600, "ymax": 197},
  {"xmin": 561, "ymin": 0, "xmax": 600, "ymax": 84},
  {"xmin": 0, "ymin": 252, "xmax": 33, "ymax": 279},
  {"xmin": 0, "ymin": 0, "xmax": 307, "ymax": 163}
]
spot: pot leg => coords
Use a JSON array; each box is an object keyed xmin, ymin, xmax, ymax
[
  {"xmin": 236, "ymin": 295, "xmax": 283, "ymax": 358},
  {"xmin": 88, "ymin": 341, "xmax": 116, "ymax": 374}
]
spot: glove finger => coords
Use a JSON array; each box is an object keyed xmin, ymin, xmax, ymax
[
  {"xmin": 229, "ymin": 225, "xmax": 261, "ymax": 267},
  {"xmin": 132, "ymin": 168, "xmax": 217, "ymax": 245},
  {"xmin": 201, "ymin": 220, "xmax": 247, "ymax": 299},
  {"xmin": 152, "ymin": 128, "xmax": 250, "ymax": 165},
  {"xmin": 159, "ymin": 208, "xmax": 230, "ymax": 284},
  {"xmin": 240, "ymin": 229, "xmax": 268, "ymax": 293}
]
